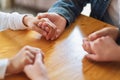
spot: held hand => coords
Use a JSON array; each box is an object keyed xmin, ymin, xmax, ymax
[
  {"xmin": 37, "ymin": 13, "xmax": 67, "ymax": 40},
  {"xmin": 88, "ymin": 27, "xmax": 119, "ymax": 41},
  {"xmin": 24, "ymin": 53, "xmax": 48, "ymax": 80},
  {"xmin": 6, "ymin": 46, "xmax": 41, "ymax": 75},
  {"xmin": 37, "ymin": 18, "xmax": 57, "ymax": 40},
  {"xmin": 23, "ymin": 15, "xmax": 47, "ymax": 37},
  {"xmin": 83, "ymin": 36, "xmax": 120, "ymax": 62}
]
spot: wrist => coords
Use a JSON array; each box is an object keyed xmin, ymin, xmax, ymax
[
  {"xmin": 23, "ymin": 15, "xmax": 34, "ymax": 28},
  {"xmin": 6, "ymin": 58, "xmax": 14, "ymax": 75},
  {"xmin": 58, "ymin": 14, "xmax": 67, "ymax": 27},
  {"xmin": 23, "ymin": 15, "xmax": 29, "ymax": 27}
]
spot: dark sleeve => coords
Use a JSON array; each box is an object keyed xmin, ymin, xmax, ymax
[{"xmin": 48, "ymin": 0, "xmax": 90, "ymax": 26}]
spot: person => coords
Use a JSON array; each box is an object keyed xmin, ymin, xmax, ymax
[
  {"xmin": 37, "ymin": 0, "xmax": 120, "ymax": 40},
  {"xmin": 36, "ymin": 0, "xmax": 120, "ymax": 61},
  {"xmin": 0, "ymin": 11, "xmax": 52, "ymax": 79}
]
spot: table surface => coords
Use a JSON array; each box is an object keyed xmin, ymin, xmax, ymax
[{"xmin": 0, "ymin": 15, "xmax": 120, "ymax": 80}]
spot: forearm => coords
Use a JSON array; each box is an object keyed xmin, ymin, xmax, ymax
[{"xmin": 0, "ymin": 12, "xmax": 27, "ymax": 31}]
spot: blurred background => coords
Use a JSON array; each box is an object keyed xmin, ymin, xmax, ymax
[
  {"xmin": 0, "ymin": 0, "xmax": 90, "ymax": 16},
  {"xmin": 0, "ymin": 0, "xmax": 57, "ymax": 15}
]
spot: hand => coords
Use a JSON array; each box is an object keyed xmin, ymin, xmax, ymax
[
  {"xmin": 23, "ymin": 15, "xmax": 47, "ymax": 37},
  {"xmin": 88, "ymin": 27, "xmax": 119, "ymax": 41},
  {"xmin": 37, "ymin": 12, "xmax": 67, "ymax": 40},
  {"xmin": 37, "ymin": 18, "xmax": 57, "ymax": 40},
  {"xmin": 6, "ymin": 46, "xmax": 41, "ymax": 75},
  {"xmin": 82, "ymin": 36, "xmax": 120, "ymax": 62},
  {"xmin": 24, "ymin": 53, "xmax": 48, "ymax": 80}
]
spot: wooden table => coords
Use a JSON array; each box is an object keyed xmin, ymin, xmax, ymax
[{"xmin": 0, "ymin": 15, "xmax": 120, "ymax": 80}]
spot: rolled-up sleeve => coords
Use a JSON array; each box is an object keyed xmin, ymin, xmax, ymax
[{"xmin": 48, "ymin": 0, "xmax": 89, "ymax": 26}]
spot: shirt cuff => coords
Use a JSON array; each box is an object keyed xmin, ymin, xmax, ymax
[
  {"xmin": 19, "ymin": 14, "xmax": 28, "ymax": 29},
  {"xmin": 19, "ymin": 14, "xmax": 34, "ymax": 30},
  {"xmin": 48, "ymin": 7, "xmax": 72, "ymax": 27},
  {"xmin": 9, "ymin": 12, "xmax": 33, "ymax": 30},
  {"xmin": 0, "ymin": 59, "xmax": 9, "ymax": 79}
]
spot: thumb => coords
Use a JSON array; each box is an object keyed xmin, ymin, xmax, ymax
[{"xmin": 37, "ymin": 13, "xmax": 48, "ymax": 19}]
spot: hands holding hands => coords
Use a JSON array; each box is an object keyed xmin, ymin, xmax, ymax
[
  {"xmin": 23, "ymin": 13, "xmax": 120, "ymax": 62},
  {"xmin": 37, "ymin": 13, "xmax": 67, "ymax": 40},
  {"xmin": 82, "ymin": 27, "xmax": 120, "ymax": 62},
  {"xmin": 11, "ymin": 12, "xmax": 67, "ymax": 79},
  {"xmin": 23, "ymin": 12, "xmax": 67, "ymax": 40}
]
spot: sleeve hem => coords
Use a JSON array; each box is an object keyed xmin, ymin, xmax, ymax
[{"xmin": 0, "ymin": 59, "xmax": 9, "ymax": 79}]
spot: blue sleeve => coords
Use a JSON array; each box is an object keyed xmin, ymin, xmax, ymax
[{"xmin": 48, "ymin": 0, "xmax": 90, "ymax": 26}]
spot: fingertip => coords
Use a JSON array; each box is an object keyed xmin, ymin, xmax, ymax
[
  {"xmin": 38, "ymin": 22, "xmax": 42, "ymax": 27},
  {"xmin": 55, "ymin": 34, "xmax": 59, "ymax": 39},
  {"xmin": 55, "ymin": 29, "xmax": 61, "ymax": 38}
]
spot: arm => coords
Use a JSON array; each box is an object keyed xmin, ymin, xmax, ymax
[
  {"xmin": 0, "ymin": 12, "xmax": 29, "ymax": 31},
  {"xmin": 48, "ymin": 0, "xmax": 90, "ymax": 26}
]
